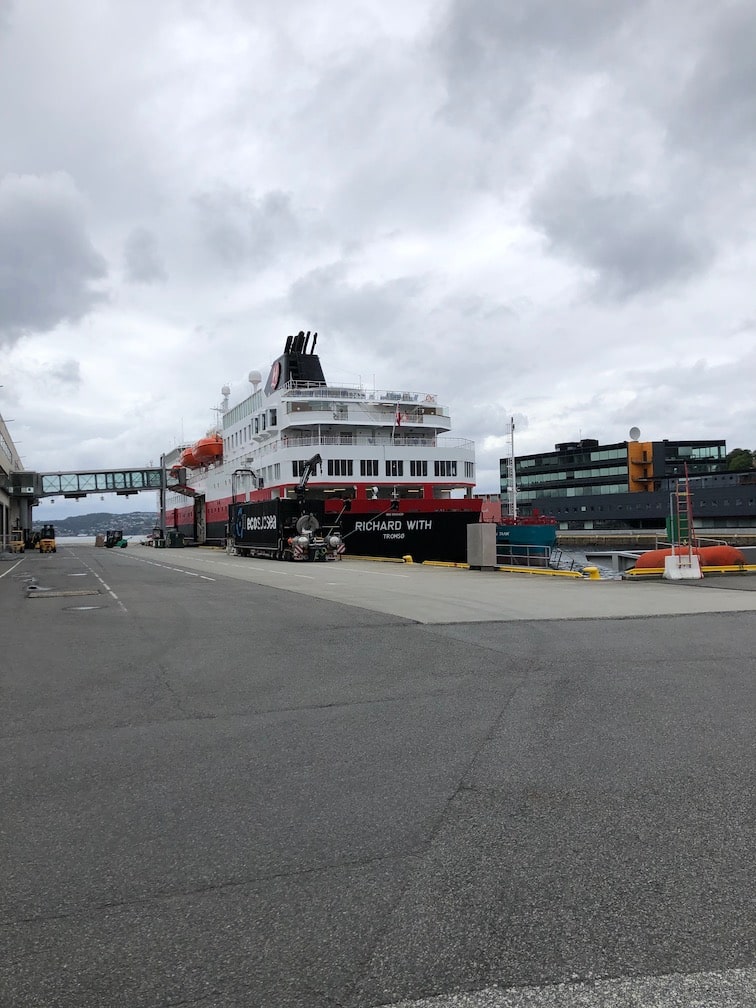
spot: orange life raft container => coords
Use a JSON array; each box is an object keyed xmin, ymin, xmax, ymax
[
  {"xmin": 633, "ymin": 545, "xmax": 745, "ymax": 569},
  {"xmin": 193, "ymin": 435, "xmax": 223, "ymax": 463}
]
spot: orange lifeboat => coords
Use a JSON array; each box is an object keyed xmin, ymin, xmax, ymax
[
  {"xmin": 634, "ymin": 545, "xmax": 745, "ymax": 569},
  {"xmin": 179, "ymin": 446, "xmax": 200, "ymax": 469},
  {"xmin": 193, "ymin": 434, "xmax": 223, "ymax": 464}
]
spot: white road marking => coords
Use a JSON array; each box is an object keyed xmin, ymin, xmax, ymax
[
  {"xmin": 0, "ymin": 558, "xmax": 25, "ymax": 578},
  {"xmin": 73, "ymin": 556, "xmax": 127, "ymax": 613},
  {"xmin": 113, "ymin": 553, "xmax": 216, "ymax": 581}
]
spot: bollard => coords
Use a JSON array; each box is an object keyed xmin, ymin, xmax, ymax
[
  {"xmin": 582, "ymin": 565, "xmax": 601, "ymax": 579},
  {"xmin": 402, "ymin": 555, "xmax": 414, "ymax": 564}
]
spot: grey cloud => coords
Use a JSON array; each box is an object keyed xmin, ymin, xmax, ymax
[
  {"xmin": 610, "ymin": 355, "xmax": 756, "ymax": 429},
  {"xmin": 670, "ymin": 2, "xmax": 756, "ymax": 159},
  {"xmin": 443, "ymin": 0, "xmax": 632, "ymax": 56},
  {"xmin": 0, "ymin": 173, "xmax": 107, "ymax": 346},
  {"xmin": 0, "ymin": 0, "xmax": 13, "ymax": 31},
  {"xmin": 287, "ymin": 263, "xmax": 427, "ymax": 349},
  {"xmin": 123, "ymin": 227, "xmax": 167, "ymax": 284},
  {"xmin": 194, "ymin": 187, "xmax": 303, "ymax": 269},
  {"xmin": 435, "ymin": 0, "xmax": 634, "ymax": 125},
  {"xmin": 530, "ymin": 162, "xmax": 711, "ymax": 298},
  {"xmin": 49, "ymin": 359, "xmax": 82, "ymax": 386}
]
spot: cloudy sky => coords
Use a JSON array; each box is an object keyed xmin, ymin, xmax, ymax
[{"xmin": 2, "ymin": 0, "xmax": 755, "ymax": 518}]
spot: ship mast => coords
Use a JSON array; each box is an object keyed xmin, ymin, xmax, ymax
[{"xmin": 507, "ymin": 416, "xmax": 517, "ymax": 521}]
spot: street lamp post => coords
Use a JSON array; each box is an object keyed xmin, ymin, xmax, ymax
[{"xmin": 159, "ymin": 453, "xmax": 167, "ymax": 535}]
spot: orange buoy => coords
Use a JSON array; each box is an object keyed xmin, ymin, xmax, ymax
[{"xmin": 634, "ymin": 545, "xmax": 745, "ymax": 569}]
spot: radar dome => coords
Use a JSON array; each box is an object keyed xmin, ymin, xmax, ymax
[
  {"xmin": 248, "ymin": 370, "xmax": 262, "ymax": 387},
  {"xmin": 221, "ymin": 384, "xmax": 231, "ymax": 396}
]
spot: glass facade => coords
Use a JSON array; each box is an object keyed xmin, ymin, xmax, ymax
[{"xmin": 502, "ymin": 436, "xmax": 733, "ymax": 529}]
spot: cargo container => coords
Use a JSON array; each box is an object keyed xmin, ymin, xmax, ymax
[{"xmin": 229, "ymin": 499, "xmax": 345, "ymax": 561}]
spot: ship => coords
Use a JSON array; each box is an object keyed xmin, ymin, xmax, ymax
[{"xmin": 162, "ymin": 331, "xmax": 484, "ymax": 562}]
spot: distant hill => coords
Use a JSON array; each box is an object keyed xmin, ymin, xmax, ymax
[{"xmin": 32, "ymin": 512, "xmax": 160, "ymax": 536}]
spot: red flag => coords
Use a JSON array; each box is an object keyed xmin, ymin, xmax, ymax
[{"xmin": 395, "ymin": 408, "xmax": 401, "ymax": 427}]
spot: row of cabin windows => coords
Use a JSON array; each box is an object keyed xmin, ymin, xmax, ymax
[
  {"xmin": 225, "ymin": 409, "xmax": 278, "ymax": 451},
  {"xmin": 291, "ymin": 460, "xmax": 461, "ymax": 478}
]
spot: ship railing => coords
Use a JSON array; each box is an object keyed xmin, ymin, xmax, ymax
[
  {"xmin": 276, "ymin": 434, "xmax": 474, "ymax": 451},
  {"xmin": 286, "ymin": 404, "xmax": 438, "ymax": 423},
  {"xmin": 228, "ymin": 434, "xmax": 475, "ymax": 468},
  {"xmin": 284, "ymin": 382, "xmax": 438, "ymax": 405}
]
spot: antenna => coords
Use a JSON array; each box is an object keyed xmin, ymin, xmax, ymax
[{"xmin": 629, "ymin": 426, "xmax": 641, "ymax": 441}]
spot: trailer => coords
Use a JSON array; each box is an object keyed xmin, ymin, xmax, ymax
[{"xmin": 229, "ymin": 498, "xmax": 345, "ymax": 561}]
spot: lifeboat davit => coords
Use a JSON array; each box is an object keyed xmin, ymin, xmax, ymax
[
  {"xmin": 634, "ymin": 545, "xmax": 745, "ymax": 569},
  {"xmin": 179, "ymin": 446, "xmax": 200, "ymax": 469},
  {"xmin": 193, "ymin": 434, "xmax": 223, "ymax": 464}
]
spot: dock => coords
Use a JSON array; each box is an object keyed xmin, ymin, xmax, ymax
[{"xmin": 2, "ymin": 544, "xmax": 754, "ymax": 1007}]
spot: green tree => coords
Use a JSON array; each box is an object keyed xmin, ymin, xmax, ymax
[{"xmin": 725, "ymin": 448, "xmax": 755, "ymax": 472}]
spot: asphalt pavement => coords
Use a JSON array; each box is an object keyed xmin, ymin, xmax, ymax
[{"xmin": 1, "ymin": 545, "xmax": 754, "ymax": 1007}]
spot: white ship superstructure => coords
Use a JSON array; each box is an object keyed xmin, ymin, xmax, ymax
[{"xmin": 164, "ymin": 331, "xmax": 476, "ymax": 541}]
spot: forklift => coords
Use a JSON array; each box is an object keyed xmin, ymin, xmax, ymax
[
  {"xmin": 38, "ymin": 524, "xmax": 57, "ymax": 553},
  {"xmin": 9, "ymin": 523, "xmax": 25, "ymax": 553}
]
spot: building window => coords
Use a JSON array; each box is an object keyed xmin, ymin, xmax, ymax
[
  {"xmin": 293, "ymin": 460, "xmax": 308, "ymax": 477},
  {"xmin": 269, "ymin": 409, "xmax": 277, "ymax": 426},
  {"xmin": 327, "ymin": 459, "xmax": 353, "ymax": 476},
  {"xmin": 434, "ymin": 460, "xmax": 457, "ymax": 477},
  {"xmin": 386, "ymin": 460, "xmax": 403, "ymax": 477},
  {"xmin": 465, "ymin": 462, "xmax": 475, "ymax": 478},
  {"xmin": 360, "ymin": 459, "xmax": 379, "ymax": 477},
  {"xmin": 410, "ymin": 460, "xmax": 427, "ymax": 477}
]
